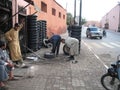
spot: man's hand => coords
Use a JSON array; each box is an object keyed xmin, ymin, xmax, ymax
[{"xmin": 7, "ymin": 62, "xmax": 14, "ymax": 67}]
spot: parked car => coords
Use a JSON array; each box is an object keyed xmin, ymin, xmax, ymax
[{"xmin": 86, "ymin": 27, "xmax": 102, "ymax": 39}]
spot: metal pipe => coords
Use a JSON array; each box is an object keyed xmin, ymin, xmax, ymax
[
  {"xmin": 22, "ymin": 44, "xmax": 46, "ymax": 60},
  {"xmin": 31, "ymin": 11, "xmax": 38, "ymax": 16},
  {"xmin": 79, "ymin": 0, "xmax": 82, "ymax": 54}
]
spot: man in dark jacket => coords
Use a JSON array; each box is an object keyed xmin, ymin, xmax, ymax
[{"xmin": 49, "ymin": 34, "xmax": 61, "ymax": 56}]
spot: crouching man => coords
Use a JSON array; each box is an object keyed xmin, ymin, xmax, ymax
[
  {"xmin": 48, "ymin": 34, "xmax": 61, "ymax": 56},
  {"xmin": 61, "ymin": 37, "xmax": 79, "ymax": 63}
]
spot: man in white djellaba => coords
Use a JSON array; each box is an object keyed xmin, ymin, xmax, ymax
[{"xmin": 61, "ymin": 37, "xmax": 79, "ymax": 63}]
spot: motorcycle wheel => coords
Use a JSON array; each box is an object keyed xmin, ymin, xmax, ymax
[{"xmin": 101, "ymin": 73, "xmax": 120, "ymax": 90}]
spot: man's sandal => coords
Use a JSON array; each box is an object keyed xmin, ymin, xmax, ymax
[{"xmin": 8, "ymin": 77, "xmax": 19, "ymax": 81}]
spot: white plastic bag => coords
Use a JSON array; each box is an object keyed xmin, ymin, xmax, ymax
[{"xmin": 27, "ymin": 66, "xmax": 35, "ymax": 78}]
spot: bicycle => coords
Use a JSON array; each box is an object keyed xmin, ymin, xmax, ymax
[{"xmin": 101, "ymin": 55, "xmax": 120, "ymax": 90}]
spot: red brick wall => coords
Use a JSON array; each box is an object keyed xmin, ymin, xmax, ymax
[{"xmin": 29, "ymin": 0, "xmax": 67, "ymax": 37}]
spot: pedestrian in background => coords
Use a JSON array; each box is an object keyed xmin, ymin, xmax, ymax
[
  {"xmin": 5, "ymin": 20, "xmax": 26, "ymax": 67},
  {"xmin": 103, "ymin": 29, "xmax": 106, "ymax": 37},
  {"xmin": 48, "ymin": 34, "xmax": 61, "ymax": 56},
  {"xmin": 61, "ymin": 37, "xmax": 79, "ymax": 63}
]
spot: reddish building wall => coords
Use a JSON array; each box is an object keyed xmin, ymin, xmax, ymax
[
  {"xmin": 34, "ymin": 0, "xmax": 67, "ymax": 37},
  {"xmin": 13, "ymin": 0, "xmax": 67, "ymax": 37},
  {"xmin": 101, "ymin": 5, "xmax": 119, "ymax": 31}
]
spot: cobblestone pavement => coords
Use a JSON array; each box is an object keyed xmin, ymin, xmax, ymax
[{"xmin": 6, "ymin": 33, "xmax": 106, "ymax": 90}]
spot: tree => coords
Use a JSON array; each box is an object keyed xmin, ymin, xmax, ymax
[
  {"xmin": 66, "ymin": 13, "xmax": 87, "ymax": 25},
  {"xmin": 67, "ymin": 13, "xmax": 74, "ymax": 25},
  {"xmin": 81, "ymin": 18, "xmax": 87, "ymax": 25}
]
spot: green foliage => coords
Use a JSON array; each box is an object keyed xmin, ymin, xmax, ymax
[
  {"xmin": 81, "ymin": 18, "xmax": 87, "ymax": 25},
  {"xmin": 66, "ymin": 13, "xmax": 87, "ymax": 25},
  {"xmin": 67, "ymin": 13, "xmax": 73, "ymax": 25}
]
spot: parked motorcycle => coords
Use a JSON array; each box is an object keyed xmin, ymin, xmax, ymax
[{"xmin": 101, "ymin": 55, "xmax": 120, "ymax": 90}]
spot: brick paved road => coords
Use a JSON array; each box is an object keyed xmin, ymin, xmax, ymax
[{"xmin": 6, "ymin": 33, "xmax": 106, "ymax": 90}]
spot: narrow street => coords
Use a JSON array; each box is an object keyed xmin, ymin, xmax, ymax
[{"xmin": 82, "ymin": 27, "xmax": 120, "ymax": 68}]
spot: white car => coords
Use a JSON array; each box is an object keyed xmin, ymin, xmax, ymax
[{"xmin": 86, "ymin": 27, "xmax": 103, "ymax": 39}]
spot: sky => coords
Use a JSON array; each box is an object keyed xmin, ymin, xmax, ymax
[{"xmin": 55, "ymin": 0, "xmax": 120, "ymax": 21}]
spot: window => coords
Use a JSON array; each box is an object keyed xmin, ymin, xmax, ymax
[
  {"xmin": 41, "ymin": 1, "xmax": 47, "ymax": 13},
  {"xmin": 59, "ymin": 12, "xmax": 61, "ymax": 18},
  {"xmin": 63, "ymin": 15, "xmax": 65, "ymax": 19},
  {"xmin": 52, "ymin": 8, "xmax": 56, "ymax": 16}
]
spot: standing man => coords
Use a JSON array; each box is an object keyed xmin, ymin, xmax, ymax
[
  {"xmin": 5, "ymin": 20, "xmax": 25, "ymax": 67},
  {"xmin": 48, "ymin": 34, "xmax": 61, "ymax": 56},
  {"xmin": 61, "ymin": 37, "xmax": 79, "ymax": 63}
]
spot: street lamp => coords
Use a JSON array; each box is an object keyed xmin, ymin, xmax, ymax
[{"xmin": 118, "ymin": 2, "xmax": 120, "ymax": 32}]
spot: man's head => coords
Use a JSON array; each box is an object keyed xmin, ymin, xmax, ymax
[
  {"xmin": 0, "ymin": 40, "xmax": 6, "ymax": 49},
  {"xmin": 14, "ymin": 23, "xmax": 20, "ymax": 30}
]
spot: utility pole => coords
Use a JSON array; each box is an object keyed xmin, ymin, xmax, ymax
[
  {"xmin": 74, "ymin": 0, "xmax": 76, "ymax": 24},
  {"xmin": 79, "ymin": 0, "xmax": 82, "ymax": 26}
]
